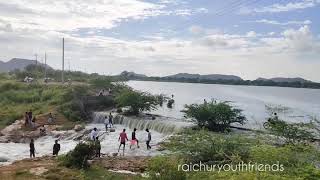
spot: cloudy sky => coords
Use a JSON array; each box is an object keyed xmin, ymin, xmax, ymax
[{"xmin": 0, "ymin": 0, "xmax": 320, "ymax": 81}]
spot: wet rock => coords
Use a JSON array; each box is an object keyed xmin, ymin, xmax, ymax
[{"xmin": 74, "ymin": 124, "xmax": 84, "ymax": 132}]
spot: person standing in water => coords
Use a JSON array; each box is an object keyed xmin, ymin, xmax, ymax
[
  {"xmin": 30, "ymin": 139, "xmax": 35, "ymax": 158},
  {"xmin": 130, "ymin": 128, "xmax": 139, "ymax": 149},
  {"xmin": 104, "ymin": 116, "xmax": 108, "ymax": 131},
  {"xmin": 53, "ymin": 140, "xmax": 61, "ymax": 156},
  {"xmin": 108, "ymin": 112, "xmax": 113, "ymax": 128},
  {"xmin": 95, "ymin": 137, "xmax": 101, "ymax": 157},
  {"xmin": 146, "ymin": 129, "xmax": 151, "ymax": 150},
  {"xmin": 91, "ymin": 128, "xmax": 98, "ymax": 141},
  {"xmin": 118, "ymin": 129, "xmax": 128, "ymax": 155}
]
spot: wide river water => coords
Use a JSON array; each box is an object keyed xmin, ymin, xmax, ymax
[{"xmin": 127, "ymin": 81, "xmax": 320, "ymax": 129}]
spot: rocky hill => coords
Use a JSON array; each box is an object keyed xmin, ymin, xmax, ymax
[{"xmin": 0, "ymin": 58, "xmax": 51, "ymax": 72}]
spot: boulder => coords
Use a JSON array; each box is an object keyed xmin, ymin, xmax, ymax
[{"xmin": 74, "ymin": 124, "xmax": 84, "ymax": 132}]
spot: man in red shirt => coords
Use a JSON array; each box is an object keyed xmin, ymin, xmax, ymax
[{"xmin": 118, "ymin": 129, "xmax": 128, "ymax": 156}]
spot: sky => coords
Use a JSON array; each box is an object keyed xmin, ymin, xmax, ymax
[{"xmin": 0, "ymin": 0, "xmax": 320, "ymax": 81}]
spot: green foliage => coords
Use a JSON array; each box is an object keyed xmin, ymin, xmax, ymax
[
  {"xmin": 183, "ymin": 101, "xmax": 246, "ymax": 132},
  {"xmin": 89, "ymin": 77, "xmax": 113, "ymax": 89},
  {"xmin": 164, "ymin": 129, "xmax": 257, "ymax": 164},
  {"xmin": 264, "ymin": 118, "xmax": 315, "ymax": 144},
  {"xmin": 164, "ymin": 129, "xmax": 320, "ymax": 179},
  {"xmin": 115, "ymin": 89, "xmax": 160, "ymax": 115},
  {"xmin": 148, "ymin": 156, "xmax": 186, "ymax": 180},
  {"xmin": 61, "ymin": 142, "xmax": 95, "ymax": 169}
]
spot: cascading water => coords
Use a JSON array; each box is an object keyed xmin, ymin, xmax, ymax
[{"xmin": 92, "ymin": 112, "xmax": 193, "ymax": 134}]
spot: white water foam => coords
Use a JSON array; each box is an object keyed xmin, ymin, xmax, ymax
[{"xmin": 0, "ymin": 124, "xmax": 168, "ymax": 165}]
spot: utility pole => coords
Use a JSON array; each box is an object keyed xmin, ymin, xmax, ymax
[
  {"xmin": 44, "ymin": 52, "xmax": 47, "ymax": 79},
  {"xmin": 35, "ymin": 54, "xmax": 38, "ymax": 65},
  {"xmin": 62, "ymin": 38, "xmax": 65, "ymax": 84}
]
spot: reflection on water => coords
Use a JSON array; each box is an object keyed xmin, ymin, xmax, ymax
[{"xmin": 127, "ymin": 81, "xmax": 320, "ymax": 129}]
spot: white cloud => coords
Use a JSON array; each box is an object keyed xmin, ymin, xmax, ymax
[
  {"xmin": 268, "ymin": 32, "xmax": 275, "ymax": 36},
  {"xmin": 261, "ymin": 25, "xmax": 319, "ymax": 53},
  {"xmin": 253, "ymin": 19, "xmax": 312, "ymax": 26},
  {"xmin": 244, "ymin": 0, "xmax": 320, "ymax": 13},
  {"xmin": 246, "ymin": 31, "xmax": 257, "ymax": 38},
  {"xmin": 189, "ymin": 25, "xmax": 204, "ymax": 34},
  {"xmin": 0, "ymin": 0, "xmax": 167, "ymax": 31}
]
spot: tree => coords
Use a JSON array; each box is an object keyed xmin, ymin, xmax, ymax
[
  {"xmin": 115, "ymin": 89, "xmax": 159, "ymax": 115},
  {"xmin": 182, "ymin": 101, "xmax": 246, "ymax": 132}
]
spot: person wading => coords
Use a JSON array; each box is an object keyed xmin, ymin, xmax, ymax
[
  {"xmin": 130, "ymin": 128, "xmax": 139, "ymax": 149},
  {"xmin": 146, "ymin": 129, "xmax": 152, "ymax": 150},
  {"xmin": 118, "ymin": 129, "xmax": 128, "ymax": 156},
  {"xmin": 108, "ymin": 112, "xmax": 113, "ymax": 128},
  {"xmin": 53, "ymin": 140, "xmax": 61, "ymax": 156},
  {"xmin": 30, "ymin": 139, "xmax": 35, "ymax": 158}
]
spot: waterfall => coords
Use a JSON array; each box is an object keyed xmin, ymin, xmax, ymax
[{"xmin": 92, "ymin": 112, "xmax": 191, "ymax": 134}]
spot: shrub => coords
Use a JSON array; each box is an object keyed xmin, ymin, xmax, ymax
[
  {"xmin": 89, "ymin": 78, "xmax": 113, "ymax": 89},
  {"xmin": 264, "ymin": 118, "xmax": 315, "ymax": 144},
  {"xmin": 182, "ymin": 101, "xmax": 246, "ymax": 132},
  {"xmin": 163, "ymin": 129, "xmax": 257, "ymax": 164},
  {"xmin": 61, "ymin": 142, "xmax": 95, "ymax": 169},
  {"xmin": 148, "ymin": 156, "xmax": 186, "ymax": 180},
  {"xmin": 115, "ymin": 89, "xmax": 160, "ymax": 115}
]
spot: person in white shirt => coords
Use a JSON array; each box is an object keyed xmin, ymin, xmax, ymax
[{"xmin": 90, "ymin": 128, "xmax": 98, "ymax": 141}]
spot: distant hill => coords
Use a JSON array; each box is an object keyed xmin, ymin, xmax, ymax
[
  {"xmin": 120, "ymin": 71, "xmax": 147, "ymax": 78},
  {"xmin": 0, "ymin": 58, "xmax": 52, "ymax": 72},
  {"xmin": 256, "ymin": 77, "xmax": 311, "ymax": 83},
  {"xmin": 166, "ymin": 73, "xmax": 243, "ymax": 81}
]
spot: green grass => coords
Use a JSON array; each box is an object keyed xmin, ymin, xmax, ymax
[
  {"xmin": 0, "ymin": 81, "xmax": 70, "ymax": 129},
  {"xmin": 157, "ymin": 128, "xmax": 320, "ymax": 179}
]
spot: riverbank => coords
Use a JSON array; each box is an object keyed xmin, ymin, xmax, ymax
[{"xmin": 0, "ymin": 156, "xmax": 150, "ymax": 179}]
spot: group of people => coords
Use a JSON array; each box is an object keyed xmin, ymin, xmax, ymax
[
  {"xmin": 118, "ymin": 128, "xmax": 152, "ymax": 155},
  {"xmin": 104, "ymin": 112, "xmax": 113, "ymax": 130},
  {"xmin": 24, "ymin": 111, "xmax": 54, "ymax": 129},
  {"xmin": 98, "ymin": 88, "xmax": 112, "ymax": 96},
  {"xmin": 24, "ymin": 110, "xmax": 36, "ymax": 128},
  {"xmin": 29, "ymin": 139, "xmax": 60, "ymax": 158},
  {"xmin": 90, "ymin": 126, "xmax": 152, "ymax": 156}
]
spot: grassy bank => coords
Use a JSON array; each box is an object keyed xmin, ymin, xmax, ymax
[
  {"xmin": 0, "ymin": 72, "xmax": 115, "ymax": 130},
  {"xmin": 153, "ymin": 128, "xmax": 320, "ymax": 179}
]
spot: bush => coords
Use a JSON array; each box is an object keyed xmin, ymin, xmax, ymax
[
  {"xmin": 163, "ymin": 129, "xmax": 257, "ymax": 164},
  {"xmin": 89, "ymin": 78, "xmax": 113, "ymax": 89},
  {"xmin": 264, "ymin": 118, "xmax": 315, "ymax": 144},
  {"xmin": 182, "ymin": 101, "xmax": 246, "ymax": 132},
  {"xmin": 148, "ymin": 156, "xmax": 186, "ymax": 180},
  {"xmin": 115, "ymin": 89, "xmax": 160, "ymax": 115},
  {"xmin": 61, "ymin": 142, "xmax": 95, "ymax": 169}
]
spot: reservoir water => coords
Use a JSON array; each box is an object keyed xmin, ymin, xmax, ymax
[{"xmin": 127, "ymin": 81, "xmax": 320, "ymax": 129}]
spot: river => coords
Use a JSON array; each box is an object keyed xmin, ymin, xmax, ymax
[{"xmin": 127, "ymin": 80, "xmax": 320, "ymax": 129}]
